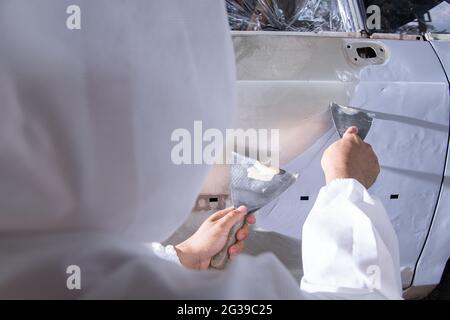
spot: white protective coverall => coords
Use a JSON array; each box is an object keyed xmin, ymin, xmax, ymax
[{"xmin": 0, "ymin": 0, "xmax": 402, "ymax": 299}]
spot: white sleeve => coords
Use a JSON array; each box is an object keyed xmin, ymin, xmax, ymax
[
  {"xmin": 148, "ymin": 242, "xmax": 182, "ymax": 266},
  {"xmin": 300, "ymin": 178, "xmax": 403, "ymax": 300}
]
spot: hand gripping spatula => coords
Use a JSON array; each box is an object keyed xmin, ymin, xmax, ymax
[
  {"xmin": 210, "ymin": 152, "xmax": 298, "ymax": 269},
  {"xmin": 330, "ymin": 102, "xmax": 374, "ymax": 140}
]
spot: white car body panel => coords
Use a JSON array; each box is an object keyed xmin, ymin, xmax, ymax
[{"xmin": 414, "ymin": 41, "xmax": 450, "ymax": 286}]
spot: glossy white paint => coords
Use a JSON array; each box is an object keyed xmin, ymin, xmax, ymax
[{"xmin": 414, "ymin": 41, "xmax": 450, "ymax": 286}]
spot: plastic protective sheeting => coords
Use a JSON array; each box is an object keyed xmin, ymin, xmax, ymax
[{"xmin": 226, "ymin": 0, "xmax": 357, "ymax": 32}]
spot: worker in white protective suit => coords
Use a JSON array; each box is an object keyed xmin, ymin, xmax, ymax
[{"xmin": 0, "ymin": 1, "xmax": 402, "ymax": 299}]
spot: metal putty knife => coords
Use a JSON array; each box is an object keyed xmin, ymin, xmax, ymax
[
  {"xmin": 330, "ymin": 102, "xmax": 374, "ymax": 140},
  {"xmin": 209, "ymin": 152, "xmax": 297, "ymax": 270}
]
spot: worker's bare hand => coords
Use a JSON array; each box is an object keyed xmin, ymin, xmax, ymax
[
  {"xmin": 322, "ymin": 126, "xmax": 380, "ymax": 189},
  {"xmin": 175, "ymin": 206, "xmax": 255, "ymax": 270}
]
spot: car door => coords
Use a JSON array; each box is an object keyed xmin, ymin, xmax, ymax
[
  {"xmin": 413, "ymin": 38, "xmax": 450, "ymax": 293},
  {"xmin": 230, "ymin": 32, "xmax": 449, "ymax": 289}
]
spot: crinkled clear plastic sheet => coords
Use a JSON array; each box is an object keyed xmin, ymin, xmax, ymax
[{"xmin": 226, "ymin": 0, "xmax": 357, "ymax": 32}]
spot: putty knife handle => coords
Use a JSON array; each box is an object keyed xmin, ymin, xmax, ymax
[{"xmin": 210, "ymin": 219, "xmax": 245, "ymax": 270}]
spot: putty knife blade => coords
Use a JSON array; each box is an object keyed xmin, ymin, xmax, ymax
[{"xmin": 330, "ymin": 102, "xmax": 374, "ymax": 140}]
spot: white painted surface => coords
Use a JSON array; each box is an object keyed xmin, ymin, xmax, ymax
[
  {"xmin": 414, "ymin": 41, "xmax": 450, "ymax": 286},
  {"xmin": 189, "ymin": 35, "xmax": 449, "ymax": 288}
]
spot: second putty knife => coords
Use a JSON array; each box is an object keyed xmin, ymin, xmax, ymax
[
  {"xmin": 330, "ymin": 102, "xmax": 374, "ymax": 140},
  {"xmin": 210, "ymin": 152, "xmax": 298, "ymax": 270}
]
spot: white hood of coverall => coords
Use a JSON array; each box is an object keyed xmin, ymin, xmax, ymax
[{"xmin": 0, "ymin": 0, "xmax": 234, "ymax": 242}]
